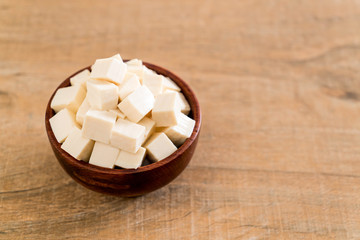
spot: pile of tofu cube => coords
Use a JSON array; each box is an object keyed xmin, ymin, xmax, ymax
[{"xmin": 49, "ymin": 54, "xmax": 195, "ymax": 169}]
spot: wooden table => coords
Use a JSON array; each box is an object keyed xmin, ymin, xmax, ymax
[{"xmin": 1, "ymin": 0, "xmax": 360, "ymax": 239}]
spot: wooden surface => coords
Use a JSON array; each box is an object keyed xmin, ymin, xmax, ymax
[{"xmin": 1, "ymin": 0, "xmax": 360, "ymax": 239}]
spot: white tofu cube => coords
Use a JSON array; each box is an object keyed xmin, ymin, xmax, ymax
[
  {"xmin": 61, "ymin": 126, "xmax": 95, "ymax": 161},
  {"xmin": 152, "ymin": 92, "xmax": 181, "ymax": 127},
  {"xmin": 89, "ymin": 142, "xmax": 119, "ymax": 169},
  {"xmin": 51, "ymin": 85, "xmax": 86, "ymax": 113},
  {"xmin": 76, "ymin": 97, "xmax": 91, "ymax": 125},
  {"xmin": 164, "ymin": 89, "xmax": 191, "ymax": 115},
  {"xmin": 142, "ymin": 69, "xmax": 163, "ymax": 96},
  {"xmin": 115, "ymin": 147, "xmax": 146, "ymax": 169},
  {"xmin": 90, "ymin": 57, "xmax": 127, "ymax": 85},
  {"xmin": 111, "ymin": 53, "xmax": 123, "ymax": 62},
  {"xmin": 70, "ymin": 69, "xmax": 90, "ymax": 87},
  {"xmin": 163, "ymin": 77, "xmax": 181, "ymax": 92},
  {"xmin": 163, "ymin": 113, "xmax": 195, "ymax": 146},
  {"xmin": 138, "ymin": 117, "xmax": 156, "ymax": 144},
  {"xmin": 118, "ymin": 72, "xmax": 141, "ymax": 101},
  {"xmin": 126, "ymin": 59, "xmax": 142, "ymax": 66},
  {"xmin": 144, "ymin": 133, "xmax": 177, "ymax": 162},
  {"xmin": 127, "ymin": 65, "xmax": 145, "ymax": 83},
  {"xmin": 110, "ymin": 119, "xmax": 146, "ymax": 153},
  {"xmin": 82, "ymin": 110, "xmax": 117, "ymax": 144},
  {"xmin": 118, "ymin": 86, "xmax": 155, "ymax": 123},
  {"xmin": 86, "ymin": 79, "xmax": 119, "ymax": 110},
  {"xmin": 108, "ymin": 109, "xmax": 126, "ymax": 120},
  {"xmin": 49, "ymin": 108, "xmax": 79, "ymax": 143}
]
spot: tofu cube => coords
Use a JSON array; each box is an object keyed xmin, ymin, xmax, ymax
[
  {"xmin": 152, "ymin": 92, "xmax": 181, "ymax": 127},
  {"xmin": 126, "ymin": 59, "xmax": 142, "ymax": 66},
  {"xmin": 115, "ymin": 147, "xmax": 146, "ymax": 169},
  {"xmin": 110, "ymin": 119, "xmax": 146, "ymax": 153},
  {"xmin": 76, "ymin": 97, "xmax": 91, "ymax": 125},
  {"xmin": 138, "ymin": 117, "xmax": 156, "ymax": 144},
  {"xmin": 90, "ymin": 57, "xmax": 127, "ymax": 85},
  {"xmin": 89, "ymin": 142, "xmax": 119, "ymax": 169},
  {"xmin": 127, "ymin": 65, "xmax": 145, "ymax": 82},
  {"xmin": 61, "ymin": 126, "xmax": 95, "ymax": 161},
  {"xmin": 164, "ymin": 89, "xmax": 191, "ymax": 115},
  {"xmin": 142, "ymin": 69, "xmax": 164, "ymax": 96},
  {"xmin": 163, "ymin": 113, "xmax": 195, "ymax": 146},
  {"xmin": 163, "ymin": 77, "xmax": 181, "ymax": 92},
  {"xmin": 111, "ymin": 53, "xmax": 123, "ymax": 62},
  {"xmin": 108, "ymin": 109, "xmax": 126, "ymax": 120},
  {"xmin": 118, "ymin": 72, "xmax": 141, "ymax": 101},
  {"xmin": 82, "ymin": 110, "xmax": 117, "ymax": 144},
  {"xmin": 86, "ymin": 79, "xmax": 118, "ymax": 110},
  {"xmin": 49, "ymin": 108, "xmax": 79, "ymax": 143},
  {"xmin": 118, "ymin": 86, "xmax": 155, "ymax": 123},
  {"xmin": 144, "ymin": 133, "xmax": 177, "ymax": 162},
  {"xmin": 70, "ymin": 69, "xmax": 90, "ymax": 87},
  {"xmin": 51, "ymin": 85, "xmax": 86, "ymax": 113}
]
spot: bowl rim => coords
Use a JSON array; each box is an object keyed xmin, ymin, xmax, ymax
[{"xmin": 45, "ymin": 60, "xmax": 202, "ymax": 175}]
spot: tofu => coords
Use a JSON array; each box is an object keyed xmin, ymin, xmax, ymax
[
  {"xmin": 142, "ymin": 69, "xmax": 163, "ymax": 96},
  {"xmin": 108, "ymin": 109, "xmax": 126, "ymax": 120},
  {"xmin": 76, "ymin": 97, "xmax": 91, "ymax": 125},
  {"xmin": 90, "ymin": 57, "xmax": 127, "ymax": 85},
  {"xmin": 152, "ymin": 92, "xmax": 181, "ymax": 127},
  {"xmin": 86, "ymin": 79, "xmax": 118, "ymax": 110},
  {"xmin": 82, "ymin": 110, "xmax": 117, "ymax": 144},
  {"xmin": 164, "ymin": 89, "xmax": 191, "ymax": 115},
  {"xmin": 144, "ymin": 133, "xmax": 177, "ymax": 162},
  {"xmin": 61, "ymin": 126, "xmax": 95, "ymax": 161},
  {"xmin": 118, "ymin": 72, "xmax": 141, "ymax": 101},
  {"xmin": 163, "ymin": 77, "xmax": 181, "ymax": 92},
  {"xmin": 127, "ymin": 65, "xmax": 145, "ymax": 82},
  {"xmin": 70, "ymin": 69, "xmax": 90, "ymax": 87},
  {"xmin": 49, "ymin": 108, "xmax": 79, "ymax": 143},
  {"xmin": 163, "ymin": 113, "xmax": 195, "ymax": 146},
  {"xmin": 155, "ymin": 126, "xmax": 167, "ymax": 132},
  {"xmin": 118, "ymin": 86, "xmax": 155, "ymax": 123},
  {"xmin": 111, "ymin": 53, "xmax": 123, "ymax": 62},
  {"xmin": 138, "ymin": 117, "xmax": 156, "ymax": 144},
  {"xmin": 126, "ymin": 59, "xmax": 142, "ymax": 66},
  {"xmin": 110, "ymin": 119, "xmax": 146, "ymax": 153},
  {"xmin": 89, "ymin": 141, "xmax": 119, "ymax": 169},
  {"xmin": 115, "ymin": 147, "xmax": 146, "ymax": 169},
  {"xmin": 51, "ymin": 85, "xmax": 86, "ymax": 113}
]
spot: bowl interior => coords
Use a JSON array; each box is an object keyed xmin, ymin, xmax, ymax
[{"xmin": 45, "ymin": 60, "xmax": 201, "ymax": 174}]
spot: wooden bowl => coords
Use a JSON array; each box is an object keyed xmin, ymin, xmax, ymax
[{"xmin": 45, "ymin": 61, "xmax": 201, "ymax": 197}]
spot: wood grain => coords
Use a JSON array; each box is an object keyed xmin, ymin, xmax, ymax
[{"xmin": 1, "ymin": 0, "xmax": 360, "ymax": 239}]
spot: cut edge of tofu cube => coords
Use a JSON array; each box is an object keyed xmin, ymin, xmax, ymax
[
  {"xmin": 49, "ymin": 108, "xmax": 80, "ymax": 143},
  {"xmin": 114, "ymin": 147, "xmax": 146, "ymax": 169},
  {"xmin": 70, "ymin": 69, "xmax": 90, "ymax": 87},
  {"xmin": 90, "ymin": 57, "xmax": 127, "ymax": 85},
  {"xmin": 151, "ymin": 92, "xmax": 181, "ymax": 127},
  {"xmin": 110, "ymin": 118, "xmax": 146, "ymax": 153},
  {"xmin": 144, "ymin": 132, "xmax": 177, "ymax": 162},
  {"xmin": 86, "ymin": 79, "xmax": 119, "ymax": 111},
  {"xmin": 51, "ymin": 85, "xmax": 86, "ymax": 113},
  {"xmin": 61, "ymin": 126, "xmax": 95, "ymax": 162},
  {"xmin": 163, "ymin": 76, "xmax": 181, "ymax": 92},
  {"xmin": 82, "ymin": 109, "xmax": 117, "ymax": 144},
  {"xmin": 163, "ymin": 113, "xmax": 195, "ymax": 146},
  {"xmin": 118, "ymin": 85, "xmax": 155, "ymax": 123},
  {"xmin": 88, "ymin": 141, "xmax": 120, "ymax": 169}
]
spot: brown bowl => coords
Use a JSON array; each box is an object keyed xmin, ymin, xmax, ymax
[{"xmin": 45, "ymin": 61, "xmax": 201, "ymax": 197}]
